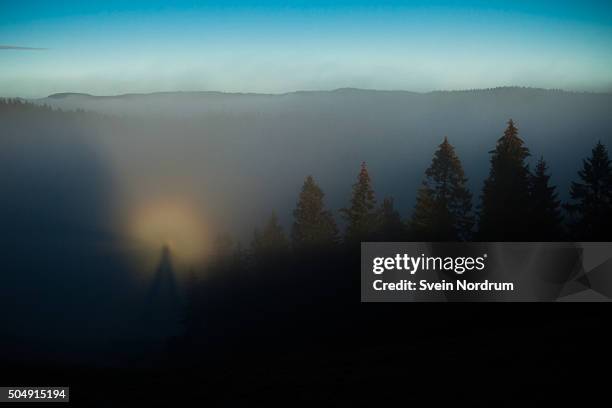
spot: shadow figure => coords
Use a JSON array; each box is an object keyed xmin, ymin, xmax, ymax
[{"xmin": 142, "ymin": 245, "xmax": 182, "ymax": 338}]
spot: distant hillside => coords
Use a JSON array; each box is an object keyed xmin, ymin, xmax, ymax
[{"xmin": 37, "ymin": 87, "xmax": 610, "ymax": 116}]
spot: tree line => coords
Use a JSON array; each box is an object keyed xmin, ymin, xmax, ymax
[{"xmin": 247, "ymin": 119, "xmax": 612, "ymax": 262}]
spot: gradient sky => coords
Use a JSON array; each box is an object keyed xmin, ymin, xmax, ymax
[{"xmin": 1, "ymin": 1, "xmax": 612, "ymax": 97}]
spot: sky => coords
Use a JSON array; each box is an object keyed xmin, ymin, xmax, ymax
[{"xmin": 1, "ymin": 1, "xmax": 612, "ymax": 97}]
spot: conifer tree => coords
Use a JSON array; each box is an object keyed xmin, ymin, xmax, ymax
[
  {"xmin": 251, "ymin": 212, "xmax": 289, "ymax": 261},
  {"xmin": 564, "ymin": 141, "xmax": 612, "ymax": 240},
  {"xmin": 376, "ymin": 196, "xmax": 405, "ymax": 241},
  {"xmin": 410, "ymin": 186, "xmax": 447, "ymax": 240},
  {"xmin": 478, "ymin": 120, "xmax": 531, "ymax": 240},
  {"xmin": 341, "ymin": 162, "xmax": 378, "ymax": 243},
  {"xmin": 529, "ymin": 157, "xmax": 563, "ymax": 240},
  {"xmin": 410, "ymin": 137, "xmax": 473, "ymax": 240},
  {"xmin": 291, "ymin": 176, "xmax": 339, "ymax": 250}
]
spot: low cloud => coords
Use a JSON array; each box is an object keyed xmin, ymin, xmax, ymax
[{"xmin": 0, "ymin": 45, "xmax": 47, "ymax": 50}]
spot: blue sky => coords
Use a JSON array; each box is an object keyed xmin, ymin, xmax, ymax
[{"xmin": 1, "ymin": 1, "xmax": 611, "ymax": 97}]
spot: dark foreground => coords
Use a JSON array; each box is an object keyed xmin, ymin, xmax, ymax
[{"xmin": 1, "ymin": 249, "xmax": 607, "ymax": 407}]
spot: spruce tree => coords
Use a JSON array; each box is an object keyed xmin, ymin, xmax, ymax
[
  {"xmin": 341, "ymin": 162, "xmax": 378, "ymax": 244},
  {"xmin": 291, "ymin": 176, "xmax": 339, "ymax": 250},
  {"xmin": 251, "ymin": 212, "xmax": 289, "ymax": 261},
  {"xmin": 478, "ymin": 120, "xmax": 531, "ymax": 240},
  {"xmin": 410, "ymin": 137, "xmax": 474, "ymax": 240},
  {"xmin": 564, "ymin": 141, "xmax": 612, "ymax": 240},
  {"xmin": 377, "ymin": 196, "xmax": 405, "ymax": 241},
  {"xmin": 410, "ymin": 186, "xmax": 448, "ymax": 240},
  {"xmin": 529, "ymin": 157, "xmax": 563, "ymax": 240}
]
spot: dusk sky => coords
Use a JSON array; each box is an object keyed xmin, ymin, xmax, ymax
[{"xmin": 1, "ymin": 1, "xmax": 612, "ymax": 97}]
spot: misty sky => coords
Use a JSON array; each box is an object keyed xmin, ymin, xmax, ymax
[{"xmin": 1, "ymin": 1, "xmax": 612, "ymax": 97}]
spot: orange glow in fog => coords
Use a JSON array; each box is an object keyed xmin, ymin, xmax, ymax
[{"xmin": 129, "ymin": 197, "xmax": 210, "ymax": 266}]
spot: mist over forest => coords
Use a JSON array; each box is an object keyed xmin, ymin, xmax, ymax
[
  {"xmin": 2, "ymin": 86, "xmax": 612, "ymax": 366},
  {"xmin": 30, "ymin": 87, "xmax": 612, "ymax": 239},
  {"xmin": 4, "ymin": 0, "xmax": 612, "ymax": 403}
]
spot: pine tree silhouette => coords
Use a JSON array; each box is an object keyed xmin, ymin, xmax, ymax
[
  {"xmin": 478, "ymin": 120, "xmax": 531, "ymax": 240},
  {"xmin": 376, "ymin": 196, "xmax": 405, "ymax": 241},
  {"xmin": 251, "ymin": 211, "xmax": 289, "ymax": 262},
  {"xmin": 410, "ymin": 186, "xmax": 444, "ymax": 240},
  {"xmin": 410, "ymin": 137, "xmax": 473, "ymax": 240},
  {"xmin": 341, "ymin": 162, "xmax": 378, "ymax": 244},
  {"xmin": 291, "ymin": 175, "xmax": 339, "ymax": 250},
  {"xmin": 564, "ymin": 141, "xmax": 612, "ymax": 240},
  {"xmin": 529, "ymin": 157, "xmax": 564, "ymax": 240}
]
